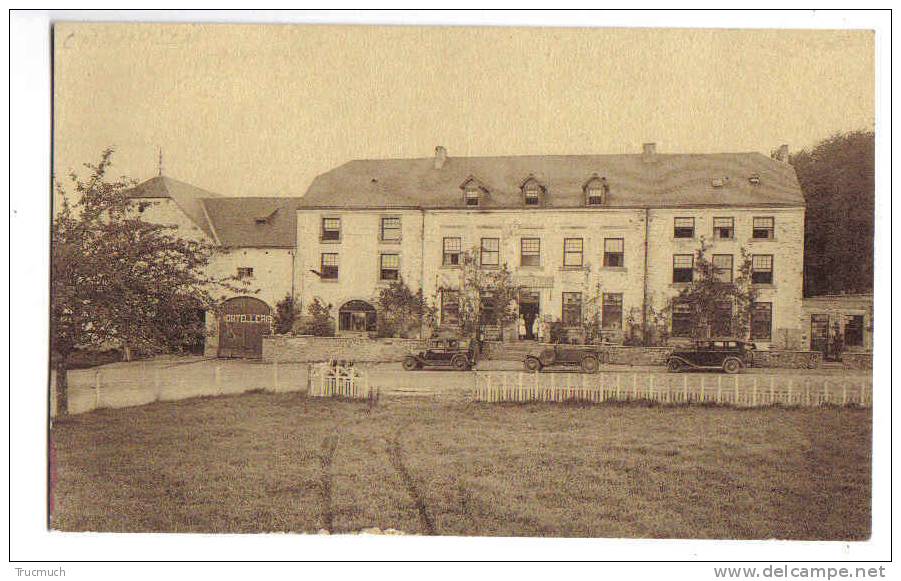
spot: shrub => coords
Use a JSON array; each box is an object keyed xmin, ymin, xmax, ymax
[
  {"xmin": 273, "ymin": 294, "xmax": 300, "ymax": 335},
  {"xmin": 297, "ymin": 297, "xmax": 335, "ymax": 337}
]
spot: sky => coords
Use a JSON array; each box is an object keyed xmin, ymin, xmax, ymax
[{"xmin": 53, "ymin": 23, "xmax": 874, "ymax": 197}]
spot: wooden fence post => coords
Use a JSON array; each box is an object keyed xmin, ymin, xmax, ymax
[
  {"xmin": 769, "ymin": 375, "xmax": 775, "ymax": 405},
  {"xmin": 272, "ymin": 360, "xmax": 279, "ymax": 392},
  {"xmin": 716, "ymin": 375, "xmax": 722, "ymax": 404},
  {"xmin": 734, "ymin": 375, "xmax": 739, "ymax": 406},
  {"xmin": 683, "ymin": 374, "xmax": 688, "ymax": 403},
  {"xmin": 94, "ymin": 369, "xmax": 101, "ymax": 410},
  {"xmin": 752, "ymin": 376, "xmax": 758, "ymax": 406},
  {"xmin": 632, "ymin": 373, "xmax": 638, "ymax": 400},
  {"xmin": 787, "ymin": 378, "xmax": 793, "ymax": 406}
]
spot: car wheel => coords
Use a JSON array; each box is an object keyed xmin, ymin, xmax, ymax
[
  {"xmin": 402, "ymin": 356, "xmax": 419, "ymax": 371},
  {"xmin": 580, "ymin": 355, "xmax": 599, "ymax": 374},
  {"xmin": 667, "ymin": 358, "xmax": 683, "ymax": 372},
  {"xmin": 451, "ymin": 355, "xmax": 469, "ymax": 370},
  {"xmin": 524, "ymin": 357, "xmax": 542, "ymax": 372},
  {"xmin": 723, "ymin": 358, "xmax": 742, "ymax": 374}
]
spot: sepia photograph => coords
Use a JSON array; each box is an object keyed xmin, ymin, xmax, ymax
[{"xmin": 9, "ymin": 9, "xmax": 890, "ymax": 570}]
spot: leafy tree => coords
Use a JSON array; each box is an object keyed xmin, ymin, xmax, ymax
[
  {"xmin": 455, "ymin": 249, "xmax": 521, "ymax": 338},
  {"xmin": 297, "ymin": 297, "xmax": 335, "ymax": 336},
  {"xmin": 788, "ymin": 131, "xmax": 874, "ymax": 296},
  {"xmin": 375, "ymin": 277, "xmax": 435, "ymax": 338},
  {"xmin": 272, "ymin": 294, "xmax": 300, "ymax": 335},
  {"xmin": 669, "ymin": 240, "xmax": 757, "ymax": 339},
  {"xmin": 51, "ymin": 149, "xmax": 239, "ymax": 415}
]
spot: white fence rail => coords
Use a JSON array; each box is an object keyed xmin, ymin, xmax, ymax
[
  {"xmin": 308, "ymin": 363, "xmax": 377, "ymax": 400},
  {"xmin": 473, "ymin": 371, "xmax": 873, "ymax": 407}
]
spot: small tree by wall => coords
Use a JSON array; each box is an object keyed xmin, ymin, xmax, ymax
[
  {"xmin": 273, "ymin": 294, "xmax": 300, "ymax": 335},
  {"xmin": 456, "ymin": 249, "xmax": 521, "ymax": 338},
  {"xmin": 375, "ymin": 278, "xmax": 436, "ymax": 338},
  {"xmin": 297, "ymin": 297, "xmax": 335, "ymax": 337}
]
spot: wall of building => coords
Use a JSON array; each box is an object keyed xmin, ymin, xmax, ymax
[
  {"xmin": 645, "ymin": 206, "xmax": 806, "ymax": 348},
  {"xmin": 295, "ymin": 209, "xmax": 425, "ymax": 320},
  {"xmin": 421, "ymin": 208, "xmax": 648, "ymax": 336},
  {"xmin": 133, "ymin": 197, "xmax": 210, "ymax": 242},
  {"xmin": 801, "ymin": 294, "xmax": 873, "ymax": 352},
  {"xmin": 207, "ymin": 247, "xmax": 295, "ymax": 309},
  {"xmin": 263, "ymin": 334, "xmax": 425, "ymax": 363}
]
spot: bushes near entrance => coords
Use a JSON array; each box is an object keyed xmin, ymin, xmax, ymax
[{"xmin": 295, "ymin": 297, "xmax": 335, "ymax": 337}]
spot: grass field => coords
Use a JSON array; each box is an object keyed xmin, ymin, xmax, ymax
[{"xmin": 50, "ymin": 392, "xmax": 871, "ymax": 539}]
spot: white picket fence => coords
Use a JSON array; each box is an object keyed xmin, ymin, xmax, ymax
[
  {"xmin": 308, "ymin": 362, "xmax": 378, "ymax": 400},
  {"xmin": 473, "ymin": 371, "xmax": 873, "ymax": 407}
]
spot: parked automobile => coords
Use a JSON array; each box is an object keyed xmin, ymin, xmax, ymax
[
  {"xmin": 523, "ymin": 344, "xmax": 607, "ymax": 374},
  {"xmin": 665, "ymin": 338, "xmax": 755, "ymax": 373},
  {"xmin": 402, "ymin": 337, "xmax": 475, "ymax": 371}
]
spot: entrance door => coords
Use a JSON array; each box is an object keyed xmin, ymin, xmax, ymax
[
  {"xmin": 519, "ymin": 290, "xmax": 540, "ymax": 340},
  {"xmin": 218, "ymin": 297, "xmax": 273, "ymax": 359},
  {"xmin": 810, "ymin": 314, "xmax": 830, "ymax": 356}
]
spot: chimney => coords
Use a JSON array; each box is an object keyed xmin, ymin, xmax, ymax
[
  {"xmin": 775, "ymin": 144, "xmax": 789, "ymax": 163},
  {"xmin": 434, "ymin": 145, "xmax": 447, "ymax": 170},
  {"xmin": 642, "ymin": 142, "xmax": 657, "ymax": 162}
]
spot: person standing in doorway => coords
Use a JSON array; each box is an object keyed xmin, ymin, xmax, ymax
[
  {"xmin": 531, "ymin": 316, "xmax": 539, "ymax": 341},
  {"xmin": 518, "ymin": 315, "xmax": 527, "ymax": 341}
]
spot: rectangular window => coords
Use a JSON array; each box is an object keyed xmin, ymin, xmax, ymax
[
  {"xmin": 380, "ymin": 216, "xmax": 401, "ymax": 241},
  {"xmin": 524, "ymin": 189, "xmax": 541, "ymax": 206},
  {"xmin": 713, "ymin": 217, "xmax": 734, "ymax": 239},
  {"xmin": 480, "ymin": 237, "xmax": 500, "ymax": 267},
  {"xmin": 464, "ymin": 190, "xmax": 480, "ymax": 207},
  {"xmin": 845, "ymin": 315, "xmax": 864, "ymax": 347},
  {"xmin": 602, "ymin": 293, "xmax": 623, "ymax": 330},
  {"xmin": 603, "ymin": 238, "xmax": 625, "ymax": 268},
  {"xmin": 563, "ymin": 238, "xmax": 584, "ymax": 268},
  {"xmin": 712, "ymin": 301, "xmax": 733, "ymax": 337},
  {"xmin": 321, "ymin": 217, "xmax": 341, "ymax": 241},
  {"xmin": 562, "ymin": 292, "xmax": 582, "ymax": 327},
  {"xmin": 752, "ymin": 217, "xmax": 775, "ymax": 240},
  {"xmin": 442, "ymin": 237, "xmax": 462, "ymax": 266},
  {"xmin": 674, "ymin": 217, "xmax": 695, "ymax": 238},
  {"xmin": 673, "ymin": 254, "xmax": 694, "ymax": 283},
  {"xmin": 586, "ymin": 187, "xmax": 604, "ymax": 206},
  {"xmin": 671, "ymin": 302, "xmax": 694, "ymax": 337},
  {"xmin": 320, "ymin": 253, "xmax": 339, "ymax": 280},
  {"xmin": 380, "ymin": 253, "xmax": 400, "ymax": 281},
  {"xmin": 521, "ymin": 238, "xmax": 541, "ymax": 267},
  {"xmin": 236, "ymin": 267, "xmax": 254, "ymax": 279},
  {"xmin": 750, "ymin": 302, "xmax": 773, "ymax": 340},
  {"xmin": 440, "ymin": 289, "xmax": 460, "ymax": 325},
  {"xmin": 713, "ymin": 254, "xmax": 734, "ymax": 283},
  {"xmin": 751, "ymin": 255, "xmax": 774, "ymax": 285}
]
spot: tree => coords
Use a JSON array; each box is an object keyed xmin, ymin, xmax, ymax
[
  {"xmin": 297, "ymin": 297, "xmax": 335, "ymax": 336},
  {"xmin": 51, "ymin": 150, "xmax": 238, "ymax": 415},
  {"xmin": 788, "ymin": 131, "xmax": 874, "ymax": 296},
  {"xmin": 272, "ymin": 294, "xmax": 300, "ymax": 335},
  {"xmin": 669, "ymin": 240, "xmax": 757, "ymax": 340},
  {"xmin": 374, "ymin": 277, "xmax": 435, "ymax": 338},
  {"xmin": 454, "ymin": 249, "xmax": 521, "ymax": 338}
]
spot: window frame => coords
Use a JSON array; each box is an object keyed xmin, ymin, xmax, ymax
[
  {"xmin": 751, "ymin": 254, "xmax": 774, "ymax": 285},
  {"xmin": 601, "ymin": 293, "xmax": 624, "ymax": 330},
  {"xmin": 520, "ymin": 237, "xmax": 541, "ymax": 268},
  {"xmin": 752, "ymin": 216, "xmax": 775, "ymax": 240},
  {"xmin": 671, "ymin": 301, "xmax": 694, "ymax": 337},
  {"xmin": 844, "ymin": 314, "xmax": 865, "ymax": 347},
  {"xmin": 562, "ymin": 292, "xmax": 583, "ymax": 328},
  {"xmin": 480, "ymin": 237, "xmax": 500, "ymax": 268},
  {"xmin": 442, "ymin": 236, "xmax": 462, "ymax": 267},
  {"xmin": 712, "ymin": 254, "xmax": 734, "ymax": 283},
  {"xmin": 750, "ymin": 302, "xmax": 773, "ymax": 341},
  {"xmin": 563, "ymin": 237, "xmax": 584, "ymax": 269},
  {"xmin": 379, "ymin": 253, "xmax": 400, "ymax": 281},
  {"xmin": 672, "ymin": 254, "xmax": 694, "ymax": 284},
  {"xmin": 236, "ymin": 267, "xmax": 254, "ymax": 279},
  {"xmin": 440, "ymin": 289, "xmax": 461, "ymax": 326},
  {"xmin": 379, "ymin": 216, "xmax": 402, "ymax": 242},
  {"xmin": 320, "ymin": 252, "xmax": 339, "ymax": 280},
  {"xmin": 603, "ymin": 238, "xmax": 625, "ymax": 268},
  {"xmin": 320, "ymin": 217, "xmax": 342, "ymax": 242},
  {"xmin": 674, "ymin": 217, "xmax": 695, "ymax": 239},
  {"xmin": 464, "ymin": 189, "xmax": 481, "ymax": 207},
  {"xmin": 713, "ymin": 217, "xmax": 735, "ymax": 240}
]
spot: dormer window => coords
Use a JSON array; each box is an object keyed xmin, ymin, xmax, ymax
[
  {"xmin": 520, "ymin": 175, "xmax": 545, "ymax": 207},
  {"xmin": 583, "ymin": 174, "xmax": 609, "ymax": 206},
  {"xmin": 460, "ymin": 175, "xmax": 489, "ymax": 208}
]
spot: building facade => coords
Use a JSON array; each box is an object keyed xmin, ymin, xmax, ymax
[{"xmin": 296, "ymin": 144, "xmax": 807, "ymax": 349}]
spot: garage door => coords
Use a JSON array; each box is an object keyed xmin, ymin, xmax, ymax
[{"xmin": 218, "ymin": 297, "xmax": 273, "ymax": 359}]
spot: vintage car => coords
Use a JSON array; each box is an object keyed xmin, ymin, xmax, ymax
[
  {"xmin": 402, "ymin": 337, "xmax": 475, "ymax": 371},
  {"xmin": 523, "ymin": 344, "xmax": 607, "ymax": 374},
  {"xmin": 666, "ymin": 339, "xmax": 755, "ymax": 373}
]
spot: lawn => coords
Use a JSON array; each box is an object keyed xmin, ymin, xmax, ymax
[{"xmin": 50, "ymin": 392, "xmax": 871, "ymax": 539}]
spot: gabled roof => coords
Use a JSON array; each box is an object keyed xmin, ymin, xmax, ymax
[
  {"xmin": 126, "ymin": 176, "xmax": 221, "ymax": 238},
  {"xmin": 301, "ymin": 152, "xmax": 805, "ymax": 209},
  {"xmin": 200, "ymin": 197, "xmax": 301, "ymax": 248}
]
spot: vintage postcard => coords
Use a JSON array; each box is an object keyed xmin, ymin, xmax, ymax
[{"xmin": 46, "ymin": 19, "xmax": 876, "ymax": 549}]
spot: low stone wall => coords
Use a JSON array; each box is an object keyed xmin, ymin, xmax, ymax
[
  {"xmin": 600, "ymin": 346, "xmax": 673, "ymax": 366},
  {"xmin": 841, "ymin": 352, "xmax": 873, "ymax": 370},
  {"xmin": 263, "ymin": 335, "xmax": 425, "ymax": 363},
  {"xmin": 751, "ymin": 350, "xmax": 822, "ymax": 369}
]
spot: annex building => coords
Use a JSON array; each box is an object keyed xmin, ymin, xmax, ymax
[{"xmin": 129, "ymin": 143, "xmax": 809, "ymax": 358}]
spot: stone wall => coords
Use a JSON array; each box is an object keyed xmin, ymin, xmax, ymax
[
  {"xmin": 600, "ymin": 345, "xmax": 673, "ymax": 366},
  {"xmin": 841, "ymin": 352, "xmax": 873, "ymax": 370},
  {"xmin": 263, "ymin": 334, "xmax": 425, "ymax": 363},
  {"xmin": 751, "ymin": 349, "xmax": 822, "ymax": 369}
]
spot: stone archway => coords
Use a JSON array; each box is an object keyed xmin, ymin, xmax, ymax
[
  {"xmin": 217, "ymin": 296, "xmax": 273, "ymax": 359},
  {"xmin": 338, "ymin": 300, "xmax": 377, "ymax": 333}
]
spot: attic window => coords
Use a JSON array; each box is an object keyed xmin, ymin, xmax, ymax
[
  {"xmin": 583, "ymin": 175, "xmax": 609, "ymax": 206},
  {"xmin": 465, "ymin": 189, "xmax": 481, "ymax": 207},
  {"xmin": 520, "ymin": 176, "xmax": 545, "ymax": 207},
  {"xmin": 749, "ymin": 174, "xmax": 760, "ymax": 185},
  {"xmin": 460, "ymin": 176, "xmax": 488, "ymax": 207},
  {"xmin": 254, "ymin": 209, "xmax": 278, "ymax": 225}
]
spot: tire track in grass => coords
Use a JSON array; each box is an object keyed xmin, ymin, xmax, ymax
[
  {"xmin": 386, "ymin": 435, "xmax": 436, "ymax": 535},
  {"xmin": 319, "ymin": 435, "xmax": 338, "ymax": 532}
]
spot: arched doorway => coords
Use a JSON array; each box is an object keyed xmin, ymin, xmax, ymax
[
  {"xmin": 218, "ymin": 296, "xmax": 273, "ymax": 359},
  {"xmin": 338, "ymin": 300, "xmax": 377, "ymax": 333}
]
